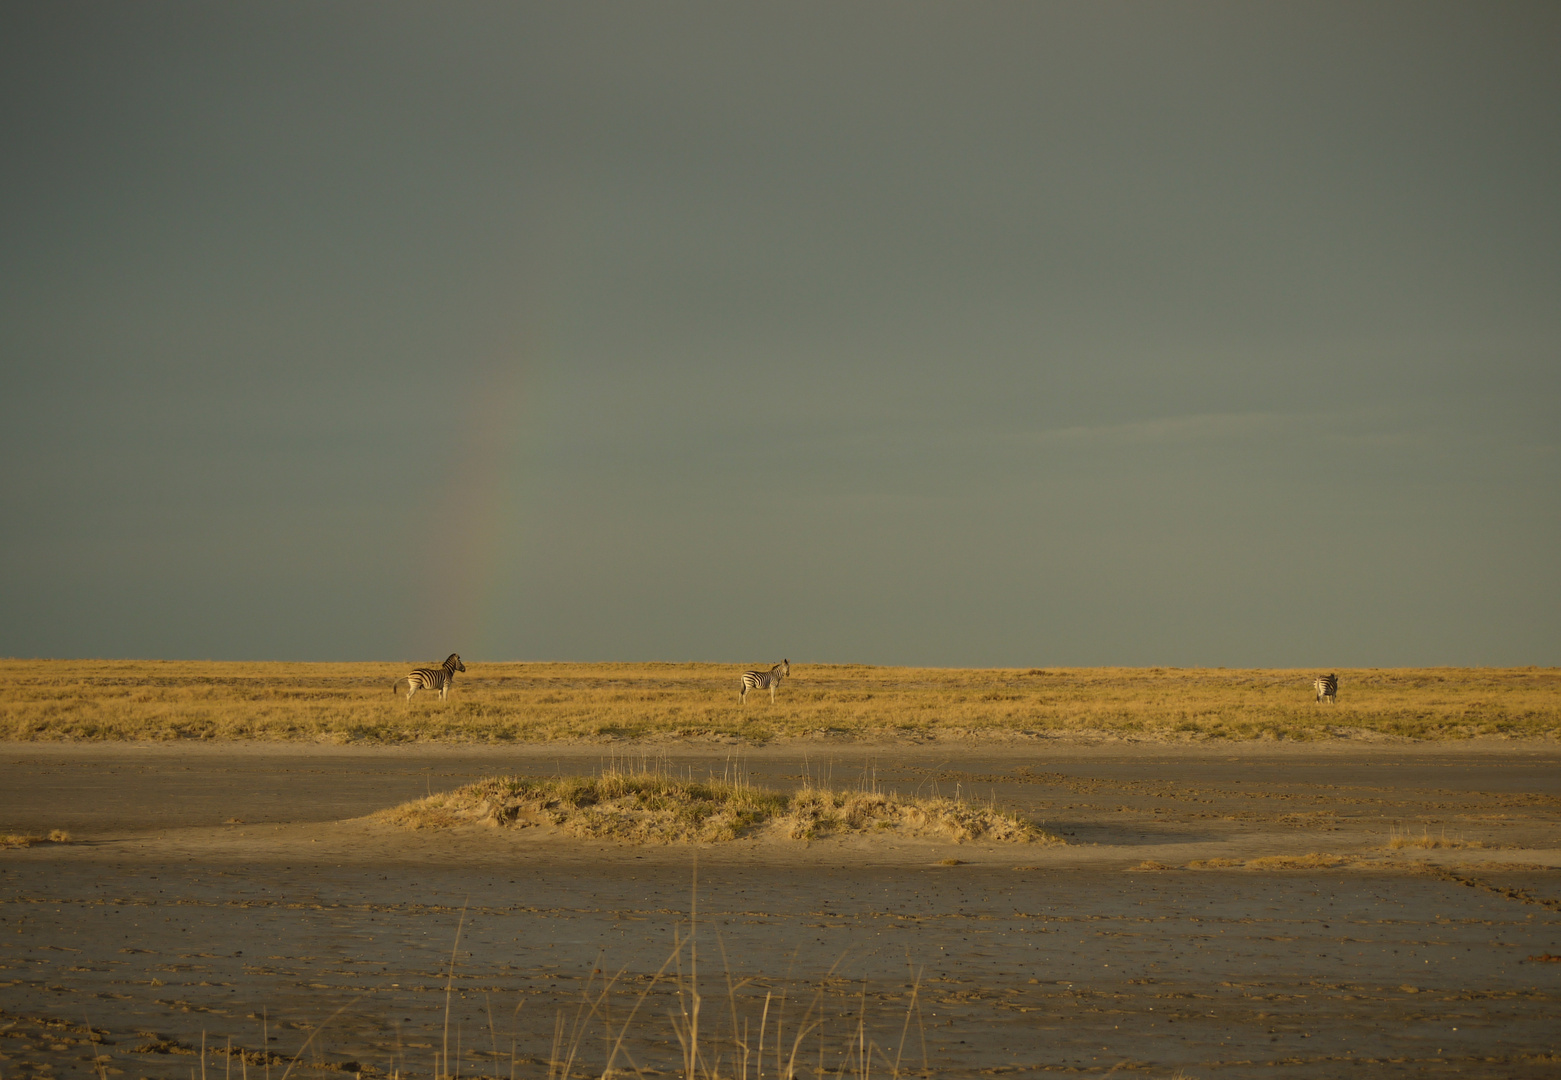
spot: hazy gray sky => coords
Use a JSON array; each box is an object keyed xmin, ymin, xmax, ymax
[{"xmin": 3, "ymin": 2, "xmax": 1557, "ymax": 666}]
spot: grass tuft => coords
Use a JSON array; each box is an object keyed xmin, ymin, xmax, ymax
[
  {"xmin": 1245, "ymin": 853, "xmax": 1349, "ymax": 870},
  {"xmin": 376, "ymin": 769, "xmax": 1060, "ymax": 845},
  {"xmin": 1, "ymin": 830, "xmax": 70, "ymax": 848},
  {"xmin": 1388, "ymin": 826, "xmax": 1489, "ymax": 850}
]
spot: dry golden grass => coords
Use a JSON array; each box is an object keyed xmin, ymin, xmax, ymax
[
  {"xmin": 1388, "ymin": 827, "xmax": 1490, "ymax": 850},
  {"xmin": 1245, "ymin": 853, "xmax": 1349, "ymax": 870},
  {"xmin": 1, "ymin": 659, "xmax": 1556, "ymax": 744},
  {"xmin": 1161, "ymin": 854, "xmax": 1356, "ymax": 870},
  {"xmin": 377, "ymin": 770, "xmax": 1057, "ymax": 845},
  {"xmin": 0, "ymin": 829, "xmax": 70, "ymax": 848}
]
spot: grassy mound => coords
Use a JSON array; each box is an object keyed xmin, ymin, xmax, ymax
[{"xmin": 377, "ymin": 771, "xmax": 1059, "ymax": 845}]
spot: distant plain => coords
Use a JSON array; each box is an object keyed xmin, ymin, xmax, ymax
[{"xmin": 2, "ymin": 661, "xmax": 1556, "ymax": 743}]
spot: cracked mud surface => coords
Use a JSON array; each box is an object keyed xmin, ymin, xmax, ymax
[{"xmin": 2, "ymin": 741, "xmax": 1559, "ymax": 1078}]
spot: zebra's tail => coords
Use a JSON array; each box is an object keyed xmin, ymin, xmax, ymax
[{"xmin": 391, "ymin": 677, "xmax": 410, "ymax": 695}]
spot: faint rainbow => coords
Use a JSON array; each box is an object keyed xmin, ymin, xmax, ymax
[{"xmin": 420, "ymin": 346, "xmax": 537, "ymax": 661}]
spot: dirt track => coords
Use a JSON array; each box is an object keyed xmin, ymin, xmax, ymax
[{"xmin": 3, "ymin": 741, "xmax": 1559, "ymax": 1079}]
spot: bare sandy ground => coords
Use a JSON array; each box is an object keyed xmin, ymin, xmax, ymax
[{"xmin": 2, "ymin": 740, "xmax": 1559, "ymax": 1079}]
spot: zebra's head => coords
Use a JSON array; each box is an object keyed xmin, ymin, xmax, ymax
[
  {"xmin": 781, "ymin": 659, "xmax": 790, "ymax": 677},
  {"xmin": 445, "ymin": 653, "xmax": 465, "ymax": 672}
]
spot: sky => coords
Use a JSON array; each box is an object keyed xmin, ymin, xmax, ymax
[{"xmin": 2, "ymin": 2, "xmax": 1557, "ymax": 667}]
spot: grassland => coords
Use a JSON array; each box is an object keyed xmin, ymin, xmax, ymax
[{"xmin": 1, "ymin": 659, "xmax": 1555, "ymax": 743}]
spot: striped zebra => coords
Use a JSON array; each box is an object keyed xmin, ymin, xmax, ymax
[
  {"xmin": 393, "ymin": 653, "xmax": 466, "ymax": 703},
  {"xmin": 740, "ymin": 659, "xmax": 790, "ymax": 705},
  {"xmin": 1314, "ymin": 672, "xmax": 1338, "ymax": 705}
]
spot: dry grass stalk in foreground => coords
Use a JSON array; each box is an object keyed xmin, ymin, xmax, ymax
[
  {"xmin": 0, "ymin": 829, "xmax": 70, "ymax": 849},
  {"xmin": 2, "ymin": 659, "xmax": 1556, "ymax": 743},
  {"xmin": 7, "ymin": 937, "xmax": 1203, "ymax": 1080},
  {"xmin": 280, "ymin": 885, "xmax": 937, "ymax": 1080},
  {"xmin": 1388, "ymin": 826, "xmax": 1490, "ymax": 850},
  {"xmin": 376, "ymin": 771, "xmax": 1057, "ymax": 844},
  {"xmin": 62, "ymin": 895, "xmax": 944, "ymax": 1080}
]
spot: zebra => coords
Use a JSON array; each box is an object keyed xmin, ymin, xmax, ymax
[
  {"xmin": 393, "ymin": 653, "xmax": 466, "ymax": 703},
  {"xmin": 740, "ymin": 659, "xmax": 790, "ymax": 705},
  {"xmin": 1314, "ymin": 672, "xmax": 1338, "ymax": 705}
]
